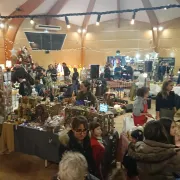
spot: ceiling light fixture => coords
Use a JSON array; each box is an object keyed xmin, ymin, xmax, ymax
[
  {"xmin": 96, "ymin": 14, "xmax": 101, "ymax": 26},
  {"xmin": 0, "ymin": 22, "xmax": 5, "ymax": 29},
  {"xmin": 30, "ymin": 18, "xmax": 35, "ymax": 25},
  {"xmin": 136, "ymin": 53, "xmax": 140, "ymax": 59},
  {"xmin": 164, "ymin": 4, "xmax": 170, "ymax": 10},
  {"xmin": 158, "ymin": 26, "xmax": 164, "ymax": 31},
  {"xmin": 130, "ymin": 11, "xmax": 136, "ymax": 25},
  {"xmin": 77, "ymin": 28, "xmax": 82, "ymax": 33},
  {"xmin": 65, "ymin": 16, "xmax": 71, "ymax": 29},
  {"xmin": 153, "ymin": 27, "xmax": 157, "ymax": 31},
  {"xmin": 82, "ymin": 29, "xmax": 87, "ymax": 33}
]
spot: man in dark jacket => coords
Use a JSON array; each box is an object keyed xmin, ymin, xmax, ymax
[
  {"xmin": 47, "ymin": 64, "xmax": 57, "ymax": 82},
  {"xmin": 62, "ymin": 62, "xmax": 70, "ymax": 79}
]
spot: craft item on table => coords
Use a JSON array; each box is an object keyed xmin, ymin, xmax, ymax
[
  {"xmin": 44, "ymin": 115, "xmax": 65, "ymax": 132},
  {"xmin": 35, "ymin": 104, "xmax": 49, "ymax": 123},
  {"xmin": 0, "ymin": 68, "xmax": 12, "ymax": 123},
  {"xmin": 104, "ymin": 92, "xmax": 116, "ymax": 106},
  {"xmin": 31, "ymin": 88, "xmax": 38, "ymax": 97},
  {"xmin": 113, "ymin": 104, "xmax": 124, "ymax": 114},
  {"xmin": 65, "ymin": 106, "xmax": 115, "ymax": 135}
]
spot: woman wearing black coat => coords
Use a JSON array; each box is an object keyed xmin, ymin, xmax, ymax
[{"xmin": 59, "ymin": 116, "xmax": 96, "ymax": 176}]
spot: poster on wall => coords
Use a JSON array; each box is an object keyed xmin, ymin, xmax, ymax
[{"xmin": 107, "ymin": 56, "xmax": 126, "ymax": 68}]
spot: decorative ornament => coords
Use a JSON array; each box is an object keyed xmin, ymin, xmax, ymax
[{"xmin": 10, "ymin": 48, "xmax": 17, "ymax": 57}]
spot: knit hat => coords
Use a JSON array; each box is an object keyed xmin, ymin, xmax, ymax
[{"xmin": 131, "ymin": 129, "xmax": 144, "ymax": 141}]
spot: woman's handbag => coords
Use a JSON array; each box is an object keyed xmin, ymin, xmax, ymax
[{"xmin": 160, "ymin": 108, "xmax": 175, "ymax": 120}]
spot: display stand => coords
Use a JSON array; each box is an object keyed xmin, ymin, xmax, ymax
[{"xmin": 0, "ymin": 68, "xmax": 12, "ymax": 133}]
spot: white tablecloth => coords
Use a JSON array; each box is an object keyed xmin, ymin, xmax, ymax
[
  {"xmin": 149, "ymin": 84, "xmax": 161, "ymax": 95},
  {"xmin": 173, "ymin": 86, "xmax": 180, "ymax": 96}
]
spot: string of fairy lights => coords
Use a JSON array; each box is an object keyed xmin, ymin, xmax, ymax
[{"xmin": 0, "ymin": 4, "xmax": 180, "ymax": 60}]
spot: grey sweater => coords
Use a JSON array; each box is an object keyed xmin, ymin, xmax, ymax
[{"xmin": 133, "ymin": 96, "xmax": 147, "ymax": 116}]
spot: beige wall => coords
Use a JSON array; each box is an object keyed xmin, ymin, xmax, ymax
[
  {"xmin": 14, "ymin": 19, "xmax": 82, "ymax": 68},
  {"xmin": 84, "ymin": 19, "xmax": 153, "ymax": 66},
  {"xmin": 159, "ymin": 20, "xmax": 180, "ymax": 72},
  {"xmin": 10, "ymin": 17, "xmax": 180, "ymax": 71}
]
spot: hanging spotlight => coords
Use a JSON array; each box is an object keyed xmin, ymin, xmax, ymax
[
  {"xmin": 77, "ymin": 28, "xmax": 82, "ymax": 33},
  {"xmin": 30, "ymin": 18, "xmax": 35, "ymax": 25},
  {"xmin": 158, "ymin": 26, "xmax": 164, "ymax": 31},
  {"xmin": 82, "ymin": 29, "xmax": 87, "ymax": 34},
  {"xmin": 130, "ymin": 11, "xmax": 136, "ymax": 25},
  {"xmin": 0, "ymin": 22, "xmax": 5, "ymax": 29},
  {"xmin": 96, "ymin": 14, "xmax": 101, "ymax": 26},
  {"xmin": 65, "ymin": 16, "xmax": 71, "ymax": 29},
  {"xmin": 136, "ymin": 53, "xmax": 140, "ymax": 59},
  {"xmin": 153, "ymin": 27, "xmax": 157, "ymax": 31},
  {"xmin": 164, "ymin": 4, "xmax": 170, "ymax": 10}
]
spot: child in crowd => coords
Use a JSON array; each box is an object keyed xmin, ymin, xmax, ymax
[
  {"xmin": 170, "ymin": 120, "xmax": 180, "ymax": 147},
  {"xmin": 90, "ymin": 121, "xmax": 105, "ymax": 180},
  {"xmin": 123, "ymin": 129, "xmax": 144, "ymax": 180}
]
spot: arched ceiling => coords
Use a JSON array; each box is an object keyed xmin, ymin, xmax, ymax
[{"xmin": 0, "ymin": 0, "xmax": 180, "ymax": 26}]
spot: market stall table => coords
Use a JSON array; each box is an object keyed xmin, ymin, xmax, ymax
[
  {"xmin": 107, "ymin": 81, "xmax": 132, "ymax": 89},
  {"xmin": 14, "ymin": 125, "xmax": 60, "ymax": 164},
  {"xmin": 0, "ymin": 122, "xmax": 15, "ymax": 153}
]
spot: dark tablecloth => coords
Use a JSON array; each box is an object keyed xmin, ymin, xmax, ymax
[{"xmin": 14, "ymin": 125, "xmax": 60, "ymax": 163}]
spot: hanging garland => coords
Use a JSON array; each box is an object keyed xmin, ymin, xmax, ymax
[{"xmin": 0, "ymin": 4, "xmax": 179, "ymax": 19}]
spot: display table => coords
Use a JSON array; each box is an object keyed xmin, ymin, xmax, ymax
[
  {"xmin": 107, "ymin": 81, "xmax": 132, "ymax": 89},
  {"xmin": 14, "ymin": 125, "xmax": 60, "ymax": 163},
  {"xmin": 0, "ymin": 122, "xmax": 15, "ymax": 153}
]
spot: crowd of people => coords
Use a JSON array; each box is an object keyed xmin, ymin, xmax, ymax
[
  {"xmin": 10, "ymin": 62, "xmax": 180, "ymax": 180},
  {"xmin": 104, "ymin": 62, "xmax": 133, "ymax": 80},
  {"xmin": 11, "ymin": 62, "xmax": 81, "ymax": 98},
  {"xmin": 51, "ymin": 79, "xmax": 180, "ymax": 180}
]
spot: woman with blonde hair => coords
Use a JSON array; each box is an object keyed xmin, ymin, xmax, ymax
[
  {"xmin": 55, "ymin": 151, "xmax": 99, "ymax": 180},
  {"xmin": 156, "ymin": 80, "xmax": 176, "ymax": 120}
]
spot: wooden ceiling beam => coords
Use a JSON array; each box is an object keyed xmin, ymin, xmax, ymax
[
  {"xmin": 5, "ymin": 0, "xmax": 45, "ymax": 60},
  {"xmin": 141, "ymin": 0, "xmax": 159, "ymax": 26},
  {"xmin": 82, "ymin": 0, "xmax": 96, "ymax": 28},
  {"xmin": 117, "ymin": 0, "xmax": 120, "ymax": 28},
  {"xmin": 46, "ymin": 0, "xmax": 69, "ymax": 24}
]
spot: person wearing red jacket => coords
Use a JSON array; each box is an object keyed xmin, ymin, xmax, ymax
[{"xmin": 90, "ymin": 121, "xmax": 105, "ymax": 180}]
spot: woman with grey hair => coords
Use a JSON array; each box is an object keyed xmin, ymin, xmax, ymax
[{"xmin": 54, "ymin": 151, "xmax": 99, "ymax": 180}]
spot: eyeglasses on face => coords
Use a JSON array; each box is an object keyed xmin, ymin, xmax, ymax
[{"xmin": 75, "ymin": 129, "xmax": 88, "ymax": 133}]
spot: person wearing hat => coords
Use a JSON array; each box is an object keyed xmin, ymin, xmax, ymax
[{"xmin": 123, "ymin": 129, "xmax": 143, "ymax": 180}]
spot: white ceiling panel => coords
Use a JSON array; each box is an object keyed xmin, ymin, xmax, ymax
[
  {"xmin": 0, "ymin": 0, "xmax": 27, "ymax": 16},
  {"xmin": 150, "ymin": 0, "xmax": 180, "ymax": 23},
  {"xmin": 31, "ymin": 0, "xmax": 57, "ymax": 15},
  {"xmin": 1, "ymin": 0, "xmax": 180, "ymax": 25},
  {"xmin": 57, "ymin": 0, "xmax": 89, "ymax": 26},
  {"xmin": 89, "ymin": 0, "xmax": 117, "ymax": 25},
  {"xmin": 120, "ymin": 0, "xmax": 150, "ymax": 23}
]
